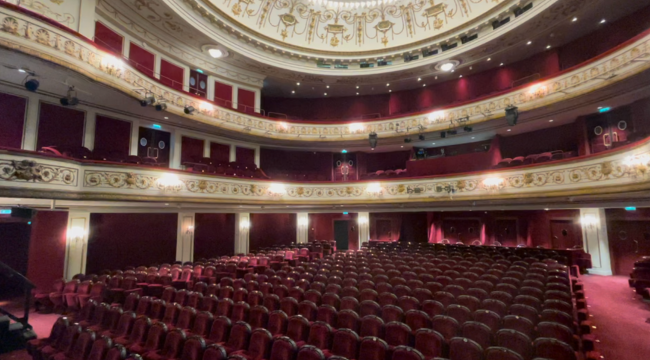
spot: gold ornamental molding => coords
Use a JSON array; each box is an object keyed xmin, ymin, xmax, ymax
[
  {"xmin": 1, "ymin": 5, "xmax": 650, "ymax": 143},
  {"xmin": 2, "ymin": 138, "xmax": 650, "ymax": 205}
]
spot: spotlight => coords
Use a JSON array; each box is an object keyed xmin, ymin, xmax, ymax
[
  {"xmin": 184, "ymin": 106, "xmax": 195, "ymax": 115},
  {"xmin": 155, "ymin": 103, "xmax": 167, "ymax": 111},
  {"xmin": 418, "ymin": 134, "xmax": 425, "ymax": 141},
  {"xmin": 24, "ymin": 79, "xmax": 39, "ymax": 92},
  {"xmin": 404, "ymin": 138, "xmax": 412, "ymax": 143},
  {"xmin": 60, "ymin": 87, "xmax": 79, "ymax": 106},
  {"xmin": 463, "ymin": 126, "xmax": 473, "ymax": 132},
  {"xmin": 369, "ymin": 132, "xmax": 378, "ymax": 149},
  {"xmin": 441, "ymin": 131, "xmax": 447, "ymax": 138},
  {"xmin": 505, "ymin": 105, "xmax": 519, "ymax": 126},
  {"xmin": 140, "ymin": 93, "xmax": 156, "ymax": 107},
  {"xmin": 448, "ymin": 129, "xmax": 458, "ymax": 135}
]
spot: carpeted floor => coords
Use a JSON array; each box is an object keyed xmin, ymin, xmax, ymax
[
  {"xmin": 580, "ymin": 275, "xmax": 650, "ymax": 360},
  {"xmin": 0, "ymin": 300, "xmax": 59, "ymax": 360}
]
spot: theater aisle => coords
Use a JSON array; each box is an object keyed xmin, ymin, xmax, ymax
[{"xmin": 580, "ymin": 275, "xmax": 650, "ymax": 360}]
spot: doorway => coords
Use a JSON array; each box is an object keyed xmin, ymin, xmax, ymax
[
  {"xmin": 550, "ymin": 220, "xmax": 582, "ymax": 249},
  {"xmin": 138, "ymin": 127, "xmax": 171, "ymax": 167},
  {"xmin": 495, "ymin": 219, "xmax": 518, "ymax": 247},
  {"xmin": 0, "ymin": 222, "xmax": 32, "ymax": 299},
  {"xmin": 609, "ymin": 221, "xmax": 650, "ymax": 275},
  {"xmin": 334, "ymin": 220, "xmax": 350, "ymax": 250}
]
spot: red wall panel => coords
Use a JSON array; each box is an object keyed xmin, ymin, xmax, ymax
[
  {"xmin": 0, "ymin": 92, "xmax": 27, "ymax": 149},
  {"xmin": 129, "ymin": 43, "xmax": 155, "ymax": 79},
  {"xmin": 237, "ymin": 89, "xmax": 256, "ymax": 113},
  {"xmin": 500, "ymin": 123, "xmax": 580, "ymax": 159},
  {"xmin": 236, "ymin": 146, "xmax": 255, "ymax": 164},
  {"xmin": 249, "ymin": 213, "xmax": 297, "ymax": 251},
  {"xmin": 210, "ymin": 142, "xmax": 231, "ymax": 163},
  {"xmin": 160, "ymin": 59, "xmax": 184, "ymax": 91},
  {"xmin": 214, "ymin": 81, "xmax": 233, "ymax": 107},
  {"xmin": 94, "ymin": 115, "xmax": 131, "ymax": 156},
  {"xmin": 364, "ymin": 150, "xmax": 411, "ymax": 173},
  {"xmin": 308, "ymin": 213, "xmax": 359, "ymax": 250},
  {"xmin": 260, "ymin": 149, "xmax": 332, "ymax": 181},
  {"xmin": 263, "ymin": 94, "xmax": 390, "ymax": 120},
  {"xmin": 194, "ymin": 213, "xmax": 235, "ymax": 259},
  {"xmin": 86, "ymin": 213, "xmax": 178, "ymax": 273},
  {"xmin": 27, "ymin": 211, "xmax": 68, "ymax": 291},
  {"xmin": 94, "ymin": 22, "xmax": 123, "ymax": 54},
  {"xmin": 189, "ymin": 70, "xmax": 208, "ymax": 98},
  {"xmin": 37, "ymin": 102, "xmax": 85, "ymax": 150},
  {"xmin": 181, "ymin": 136, "xmax": 204, "ymax": 164}
]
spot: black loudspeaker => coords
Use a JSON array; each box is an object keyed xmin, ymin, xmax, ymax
[
  {"xmin": 10, "ymin": 207, "xmax": 36, "ymax": 219},
  {"xmin": 505, "ymin": 105, "xmax": 519, "ymax": 126}
]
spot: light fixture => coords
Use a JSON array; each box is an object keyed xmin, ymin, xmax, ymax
[
  {"xmin": 349, "ymin": 123, "xmax": 364, "ymax": 133},
  {"xmin": 157, "ymin": 173, "xmax": 183, "ymax": 192},
  {"xmin": 324, "ymin": 93, "xmax": 327, "ymax": 96},
  {"xmin": 341, "ymin": 149, "xmax": 348, "ymax": 153},
  {"xmin": 483, "ymin": 177, "xmax": 505, "ymax": 191},
  {"xmin": 507, "ymin": 129, "xmax": 512, "ymax": 132},
  {"xmin": 572, "ymin": 17, "xmax": 578, "ymax": 22},
  {"xmin": 68, "ymin": 226, "xmax": 87, "ymax": 244},
  {"xmin": 18, "ymin": 69, "xmax": 25, "ymax": 73},
  {"xmin": 549, "ymin": 119, "xmax": 554, "ymax": 122},
  {"xmin": 418, "ymin": 134, "xmax": 425, "ymax": 141},
  {"xmin": 464, "ymin": 126, "xmax": 473, "ymax": 132},
  {"xmin": 428, "ymin": 110, "xmax": 445, "ymax": 123},
  {"xmin": 208, "ymin": 48, "xmax": 223, "ymax": 58},
  {"xmin": 417, "ymin": 78, "xmax": 421, "ymax": 81},
  {"xmin": 152, "ymin": 124, "xmax": 162, "ymax": 129},
  {"xmin": 624, "ymin": 154, "xmax": 650, "ymax": 177},
  {"xmin": 140, "ymin": 92, "xmax": 156, "ymax": 107},
  {"xmin": 459, "ymin": 75, "xmax": 463, "ymax": 78},
  {"xmin": 184, "ymin": 105, "xmax": 195, "ymax": 114},
  {"xmin": 599, "ymin": 107, "xmax": 611, "ymax": 113},
  {"xmin": 527, "ymin": 41, "xmax": 532, "ymax": 45},
  {"xmin": 366, "ymin": 183, "xmax": 383, "ymax": 195},
  {"xmin": 423, "ymin": 84, "xmax": 426, "ymax": 87},
  {"xmin": 291, "ymin": 90, "xmax": 295, "ymax": 94},
  {"xmin": 471, "ymin": 137, "xmax": 475, "ymax": 139},
  {"xmin": 487, "ymin": 58, "xmax": 491, "ymax": 61},
  {"xmin": 581, "ymin": 214, "xmax": 598, "ymax": 229},
  {"xmin": 24, "ymin": 79, "xmax": 39, "ymax": 92},
  {"xmin": 386, "ymin": 83, "xmax": 390, "ymax": 86},
  {"xmin": 546, "ymin": 45, "xmax": 551, "ymax": 49},
  {"xmin": 199, "ymin": 102, "xmax": 213, "ymax": 112},
  {"xmin": 505, "ymin": 105, "xmax": 519, "ymax": 126},
  {"xmin": 389, "ymin": 90, "xmax": 392, "ymax": 92},
  {"xmin": 369, "ymin": 132, "xmax": 378, "ymax": 148},
  {"xmin": 267, "ymin": 183, "xmax": 287, "ymax": 196},
  {"xmin": 625, "ymin": 206, "xmax": 637, "ymax": 211},
  {"xmin": 500, "ymin": 63, "xmax": 504, "ymax": 66},
  {"xmin": 240, "ymin": 217, "xmax": 250, "ymax": 230},
  {"xmin": 155, "ymin": 103, "xmax": 167, "ymax": 111},
  {"xmin": 600, "ymin": 19, "xmax": 606, "ymax": 24},
  {"xmin": 356, "ymin": 85, "xmax": 359, "ymax": 89},
  {"xmin": 60, "ymin": 87, "xmax": 79, "ymax": 106},
  {"xmin": 356, "ymin": 92, "xmax": 359, "ymax": 95},
  {"xmin": 440, "ymin": 62, "xmax": 455, "ymax": 71},
  {"xmin": 297, "ymin": 82, "xmax": 300, "ymax": 86},
  {"xmin": 326, "ymin": 85, "xmax": 330, "ymax": 88},
  {"xmin": 164, "ymin": 117, "xmax": 169, "ymax": 120}
]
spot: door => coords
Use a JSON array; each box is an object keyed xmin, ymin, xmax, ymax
[
  {"xmin": 334, "ymin": 220, "xmax": 349, "ymax": 251},
  {"xmin": 495, "ymin": 219, "xmax": 518, "ymax": 247},
  {"xmin": 550, "ymin": 220, "xmax": 582, "ymax": 249},
  {"xmin": 609, "ymin": 221, "xmax": 650, "ymax": 275},
  {"xmin": 138, "ymin": 127, "xmax": 171, "ymax": 167},
  {"xmin": 376, "ymin": 219, "xmax": 393, "ymax": 241}
]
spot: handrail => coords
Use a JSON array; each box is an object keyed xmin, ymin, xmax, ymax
[{"xmin": 0, "ymin": 261, "xmax": 34, "ymax": 330}]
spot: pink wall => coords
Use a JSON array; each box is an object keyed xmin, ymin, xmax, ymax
[
  {"xmin": 181, "ymin": 136, "xmax": 204, "ymax": 163},
  {"xmin": 194, "ymin": 213, "xmax": 235, "ymax": 259},
  {"xmin": 160, "ymin": 59, "xmax": 184, "ymax": 91},
  {"xmin": 0, "ymin": 92, "xmax": 27, "ymax": 149},
  {"xmin": 236, "ymin": 147, "xmax": 255, "ymax": 164},
  {"xmin": 37, "ymin": 102, "xmax": 85, "ymax": 150},
  {"xmin": 94, "ymin": 115, "xmax": 131, "ymax": 156},
  {"xmin": 249, "ymin": 213, "xmax": 297, "ymax": 251},
  {"xmin": 27, "ymin": 211, "xmax": 68, "ymax": 291},
  {"xmin": 238, "ymin": 89, "xmax": 256, "ymax": 113},
  {"xmin": 86, "ymin": 213, "xmax": 178, "ymax": 273},
  {"xmin": 215, "ymin": 82, "xmax": 233, "ymax": 107},
  {"xmin": 129, "ymin": 43, "xmax": 155, "ymax": 79},
  {"xmin": 94, "ymin": 22, "xmax": 123, "ymax": 54}
]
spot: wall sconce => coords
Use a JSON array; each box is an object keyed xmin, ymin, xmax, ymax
[
  {"xmin": 157, "ymin": 173, "xmax": 183, "ymax": 192},
  {"xmin": 267, "ymin": 183, "xmax": 287, "ymax": 197},
  {"xmin": 428, "ymin": 111, "xmax": 445, "ymax": 123},
  {"xmin": 199, "ymin": 102, "xmax": 213, "ymax": 114},
  {"xmin": 278, "ymin": 122, "xmax": 289, "ymax": 132},
  {"xmin": 358, "ymin": 215, "xmax": 369, "ymax": 225},
  {"xmin": 581, "ymin": 214, "xmax": 599, "ymax": 229},
  {"xmin": 366, "ymin": 182, "xmax": 383, "ymax": 196},
  {"xmin": 100, "ymin": 55, "xmax": 124, "ymax": 76},
  {"xmin": 298, "ymin": 216, "xmax": 309, "ymax": 227},
  {"xmin": 185, "ymin": 225, "xmax": 194, "ymax": 235},
  {"xmin": 349, "ymin": 123, "xmax": 364, "ymax": 133},
  {"xmin": 240, "ymin": 218, "xmax": 251, "ymax": 230},
  {"xmin": 625, "ymin": 154, "xmax": 650, "ymax": 178},
  {"xmin": 482, "ymin": 177, "xmax": 505, "ymax": 192},
  {"xmin": 68, "ymin": 226, "xmax": 87, "ymax": 244}
]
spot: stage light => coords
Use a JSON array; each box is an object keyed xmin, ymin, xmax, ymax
[
  {"xmin": 464, "ymin": 126, "xmax": 473, "ymax": 132},
  {"xmin": 404, "ymin": 138, "xmax": 412, "ymax": 143},
  {"xmin": 418, "ymin": 134, "xmax": 425, "ymax": 141},
  {"xmin": 369, "ymin": 132, "xmax": 378, "ymax": 149},
  {"xmin": 140, "ymin": 93, "xmax": 156, "ymax": 107},
  {"xmin": 448, "ymin": 129, "xmax": 457, "ymax": 135},
  {"xmin": 184, "ymin": 106, "xmax": 195, "ymax": 114},
  {"xmin": 505, "ymin": 105, "xmax": 519, "ymax": 126},
  {"xmin": 60, "ymin": 87, "xmax": 79, "ymax": 106},
  {"xmin": 440, "ymin": 131, "xmax": 446, "ymax": 138},
  {"xmin": 440, "ymin": 62, "xmax": 454, "ymax": 71},
  {"xmin": 155, "ymin": 103, "xmax": 167, "ymax": 111},
  {"xmin": 24, "ymin": 79, "xmax": 39, "ymax": 92}
]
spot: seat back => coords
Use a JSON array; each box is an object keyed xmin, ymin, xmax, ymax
[
  {"xmin": 143, "ymin": 323, "xmax": 168, "ymax": 353},
  {"xmin": 268, "ymin": 337, "xmax": 297, "ymax": 360},
  {"xmin": 225, "ymin": 321, "xmax": 252, "ymax": 352},
  {"xmin": 207, "ymin": 316, "xmax": 232, "ymax": 344},
  {"xmin": 414, "ymin": 329, "xmax": 444, "ymax": 359},
  {"xmin": 330, "ymin": 328, "xmax": 359, "ymax": 359},
  {"xmin": 161, "ymin": 329, "xmax": 187, "ymax": 359},
  {"xmin": 180, "ymin": 336, "xmax": 206, "ymax": 360},
  {"xmin": 246, "ymin": 329, "xmax": 273, "ymax": 360},
  {"xmin": 358, "ymin": 337, "xmax": 388, "ymax": 360}
]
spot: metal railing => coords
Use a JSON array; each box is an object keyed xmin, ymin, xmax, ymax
[{"xmin": 0, "ymin": 261, "xmax": 35, "ymax": 330}]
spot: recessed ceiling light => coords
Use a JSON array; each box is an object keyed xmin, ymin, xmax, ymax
[
  {"xmin": 546, "ymin": 45, "xmax": 551, "ymax": 49},
  {"xmin": 459, "ymin": 75, "xmax": 463, "ymax": 78},
  {"xmin": 423, "ymin": 84, "xmax": 426, "ymax": 87},
  {"xmin": 507, "ymin": 129, "xmax": 511, "ymax": 132},
  {"xmin": 469, "ymin": 66, "xmax": 472, "ymax": 70},
  {"xmin": 471, "ymin": 137, "xmax": 475, "ymax": 139},
  {"xmin": 600, "ymin": 19, "xmax": 606, "ymax": 24},
  {"xmin": 440, "ymin": 62, "xmax": 455, "ymax": 71},
  {"xmin": 432, "ymin": 142, "xmax": 436, "ymax": 145},
  {"xmin": 401, "ymin": 146, "xmax": 403, "ymax": 148},
  {"xmin": 18, "ymin": 69, "xmax": 26, "ymax": 73},
  {"xmin": 417, "ymin": 77, "xmax": 421, "ymax": 81},
  {"xmin": 208, "ymin": 49, "xmax": 223, "ymax": 58},
  {"xmin": 356, "ymin": 92, "xmax": 359, "ymax": 95},
  {"xmin": 324, "ymin": 93, "xmax": 327, "ymax": 96},
  {"xmin": 572, "ymin": 17, "xmax": 578, "ymax": 22},
  {"xmin": 296, "ymin": 82, "xmax": 300, "ymax": 85},
  {"xmin": 451, "ymin": 69, "xmax": 455, "ymax": 73},
  {"xmin": 386, "ymin": 83, "xmax": 390, "ymax": 86},
  {"xmin": 326, "ymin": 85, "xmax": 330, "ymax": 88},
  {"xmin": 597, "ymin": 106, "xmax": 603, "ymax": 109},
  {"xmin": 500, "ymin": 63, "xmax": 504, "ymax": 66},
  {"xmin": 164, "ymin": 117, "xmax": 169, "ymax": 119},
  {"xmin": 291, "ymin": 90, "xmax": 295, "ymax": 94},
  {"xmin": 165, "ymin": 203, "xmax": 169, "ymax": 205},
  {"xmin": 435, "ymin": 76, "xmax": 438, "ymax": 80},
  {"xmin": 356, "ymin": 85, "xmax": 359, "ymax": 89},
  {"xmin": 389, "ymin": 90, "xmax": 392, "ymax": 92},
  {"xmin": 527, "ymin": 41, "xmax": 532, "ymax": 45},
  {"xmin": 549, "ymin": 119, "xmax": 554, "ymax": 122},
  {"xmin": 487, "ymin": 58, "xmax": 491, "ymax": 61}
]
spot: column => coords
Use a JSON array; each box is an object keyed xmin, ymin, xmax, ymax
[
  {"xmin": 580, "ymin": 208, "xmax": 613, "ymax": 276},
  {"xmin": 64, "ymin": 211, "xmax": 90, "ymax": 280},
  {"xmin": 203, "ymin": 139, "xmax": 211, "ymax": 158},
  {"xmin": 254, "ymin": 147, "xmax": 261, "ymax": 167},
  {"xmin": 207, "ymin": 76, "xmax": 216, "ymax": 102},
  {"xmin": 229, "ymin": 144, "xmax": 237, "ymax": 162},
  {"xmin": 129, "ymin": 119, "xmax": 141, "ymax": 156},
  {"xmin": 170, "ymin": 130, "xmax": 182, "ymax": 169},
  {"xmin": 232, "ymin": 85, "xmax": 239, "ymax": 110},
  {"xmin": 358, "ymin": 212, "xmax": 370, "ymax": 247},
  {"xmin": 176, "ymin": 212, "xmax": 195, "ymax": 263},
  {"xmin": 182, "ymin": 66, "xmax": 191, "ymax": 93},
  {"xmin": 153, "ymin": 55, "xmax": 161, "ymax": 80},
  {"xmin": 235, "ymin": 213, "xmax": 251, "ymax": 255},
  {"xmin": 22, "ymin": 95, "xmax": 40, "ymax": 151},
  {"xmin": 297, "ymin": 213, "xmax": 309, "ymax": 244},
  {"xmin": 83, "ymin": 110, "xmax": 96, "ymax": 151},
  {"xmin": 77, "ymin": 0, "xmax": 98, "ymax": 39},
  {"xmin": 254, "ymin": 89, "xmax": 261, "ymax": 114}
]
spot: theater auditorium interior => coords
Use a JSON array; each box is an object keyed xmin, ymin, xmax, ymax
[{"xmin": 4, "ymin": 0, "xmax": 650, "ymax": 359}]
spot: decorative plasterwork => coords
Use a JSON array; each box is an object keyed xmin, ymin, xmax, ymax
[
  {"xmin": 96, "ymin": 0, "xmax": 265, "ymax": 87},
  {"xmin": 1, "ymin": 139, "xmax": 650, "ymax": 204},
  {"xmin": 195, "ymin": 0, "xmax": 508, "ymax": 53},
  {"xmin": 1, "ymin": 5, "xmax": 650, "ymax": 142},
  {"xmin": 0, "ymin": 159, "xmax": 79, "ymax": 186},
  {"xmin": 3, "ymin": 0, "xmax": 79, "ymax": 29}
]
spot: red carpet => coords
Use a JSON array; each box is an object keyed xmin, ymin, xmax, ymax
[{"xmin": 581, "ymin": 275, "xmax": 650, "ymax": 360}]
